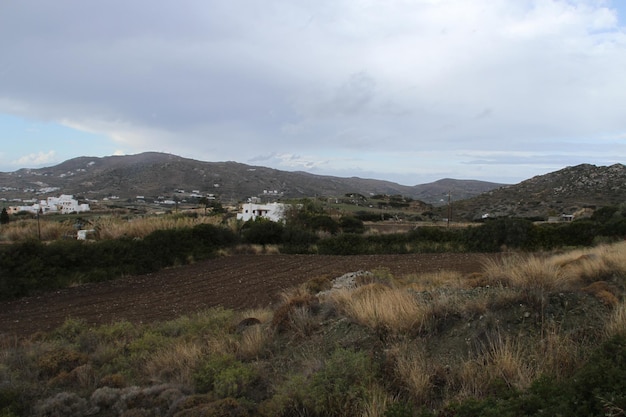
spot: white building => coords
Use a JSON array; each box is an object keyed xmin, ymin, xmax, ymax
[
  {"xmin": 237, "ymin": 202, "xmax": 286, "ymax": 222},
  {"xmin": 7, "ymin": 194, "xmax": 90, "ymax": 215}
]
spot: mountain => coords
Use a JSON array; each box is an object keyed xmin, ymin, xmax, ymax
[
  {"xmin": 449, "ymin": 163, "xmax": 626, "ymax": 220},
  {"xmin": 0, "ymin": 152, "xmax": 504, "ymax": 205}
]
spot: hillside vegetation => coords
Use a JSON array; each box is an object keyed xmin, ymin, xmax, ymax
[
  {"xmin": 2, "ymin": 204, "xmax": 626, "ymax": 301},
  {"xmin": 1, "ymin": 241, "xmax": 626, "ymax": 416}
]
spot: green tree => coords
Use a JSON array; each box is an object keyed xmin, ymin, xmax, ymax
[
  {"xmin": 198, "ymin": 197, "xmax": 209, "ymax": 215},
  {"xmin": 283, "ymin": 198, "xmax": 325, "ymax": 230},
  {"xmin": 0, "ymin": 208, "xmax": 9, "ymax": 225}
]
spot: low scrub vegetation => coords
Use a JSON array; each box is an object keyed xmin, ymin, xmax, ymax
[
  {"xmin": 2, "ymin": 241, "xmax": 626, "ymax": 416},
  {"xmin": 2, "ymin": 210, "xmax": 626, "ymax": 301}
]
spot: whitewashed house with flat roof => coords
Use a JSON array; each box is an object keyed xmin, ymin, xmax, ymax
[
  {"xmin": 237, "ymin": 202, "xmax": 285, "ymax": 222},
  {"xmin": 7, "ymin": 194, "xmax": 89, "ymax": 215}
]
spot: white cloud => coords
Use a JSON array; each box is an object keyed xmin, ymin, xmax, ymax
[{"xmin": 12, "ymin": 151, "xmax": 57, "ymax": 167}]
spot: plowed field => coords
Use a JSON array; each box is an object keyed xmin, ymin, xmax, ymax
[{"xmin": 0, "ymin": 253, "xmax": 491, "ymax": 338}]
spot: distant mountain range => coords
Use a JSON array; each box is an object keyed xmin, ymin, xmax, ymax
[
  {"xmin": 1, "ymin": 153, "xmax": 624, "ymax": 220},
  {"xmin": 0, "ymin": 152, "xmax": 503, "ymax": 206}
]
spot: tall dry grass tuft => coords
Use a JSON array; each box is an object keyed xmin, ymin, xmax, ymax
[
  {"xmin": 481, "ymin": 254, "xmax": 579, "ymax": 306},
  {"xmin": 535, "ymin": 324, "xmax": 582, "ymax": 379},
  {"xmin": 361, "ymin": 384, "xmax": 397, "ymax": 417},
  {"xmin": 143, "ymin": 341, "xmax": 203, "ymax": 386},
  {"xmin": 328, "ymin": 285, "xmax": 428, "ymax": 334},
  {"xmin": 272, "ymin": 285, "xmax": 320, "ymax": 335},
  {"xmin": 238, "ymin": 324, "xmax": 271, "ymax": 360},
  {"xmin": 390, "ymin": 343, "xmax": 433, "ymax": 405},
  {"xmin": 606, "ymin": 301, "xmax": 626, "ymax": 338},
  {"xmin": 458, "ymin": 333, "xmax": 533, "ymax": 399},
  {"xmin": 554, "ymin": 241, "xmax": 626, "ymax": 284}
]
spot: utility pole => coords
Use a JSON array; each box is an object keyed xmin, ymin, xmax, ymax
[
  {"xmin": 446, "ymin": 191, "xmax": 452, "ymax": 228},
  {"xmin": 37, "ymin": 208, "xmax": 42, "ymax": 240}
]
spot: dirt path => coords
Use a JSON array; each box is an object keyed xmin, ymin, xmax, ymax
[{"xmin": 0, "ymin": 253, "xmax": 490, "ymax": 338}]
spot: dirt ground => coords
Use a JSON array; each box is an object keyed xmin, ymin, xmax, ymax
[{"xmin": 0, "ymin": 253, "xmax": 491, "ymax": 338}]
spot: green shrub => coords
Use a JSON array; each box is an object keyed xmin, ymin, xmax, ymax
[
  {"xmin": 339, "ymin": 216, "xmax": 366, "ymax": 234},
  {"xmin": 0, "ymin": 386, "xmax": 26, "ymax": 417},
  {"xmin": 309, "ymin": 215, "xmax": 340, "ymax": 234},
  {"xmin": 307, "ymin": 348, "xmax": 377, "ymax": 416},
  {"xmin": 194, "ymin": 354, "xmax": 257, "ymax": 398},
  {"xmin": 464, "ymin": 218, "xmax": 536, "ymax": 251},
  {"xmin": 241, "ymin": 219, "xmax": 284, "ymax": 245},
  {"xmin": 317, "ymin": 234, "xmax": 368, "ymax": 255},
  {"xmin": 192, "ymin": 223, "xmax": 238, "ymax": 249},
  {"xmin": 280, "ymin": 227, "xmax": 318, "ymax": 254}
]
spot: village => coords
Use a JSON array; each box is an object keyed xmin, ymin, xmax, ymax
[{"xmin": 5, "ymin": 194, "xmax": 90, "ymax": 216}]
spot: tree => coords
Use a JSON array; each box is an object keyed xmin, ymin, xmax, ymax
[
  {"xmin": 0, "ymin": 207, "xmax": 9, "ymax": 225},
  {"xmin": 199, "ymin": 197, "xmax": 209, "ymax": 215}
]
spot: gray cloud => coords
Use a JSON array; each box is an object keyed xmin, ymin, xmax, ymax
[{"xmin": 0, "ymin": 0, "xmax": 625, "ymax": 183}]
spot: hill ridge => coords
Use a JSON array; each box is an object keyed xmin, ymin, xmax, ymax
[{"xmin": 0, "ymin": 152, "xmax": 504, "ymax": 205}]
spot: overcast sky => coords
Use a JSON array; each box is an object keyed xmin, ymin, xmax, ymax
[{"xmin": 1, "ymin": 0, "xmax": 625, "ymax": 185}]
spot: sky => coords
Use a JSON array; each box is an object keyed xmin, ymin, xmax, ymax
[{"xmin": 1, "ymin": 0, "xmax": 625, "ymax": 186}]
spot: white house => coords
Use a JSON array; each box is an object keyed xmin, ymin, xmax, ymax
[
  {"xmin": 7, "ymin": 194, "xmax": 90, "ymax": 215},
  {"xmin": 237, "ymin": 202, "xmax": 286, "ymax": 222}
]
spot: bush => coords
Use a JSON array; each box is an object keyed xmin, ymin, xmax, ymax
[
  {"xmin": 339, "ymin": 216, "xmax": 366, "ymax": 234},
  {"xmin": 309, "ymin": 215, "xmax": 340, "ymax": 234},
  {"xmin": 279, "ymin": 227, "xmax": 318, "ymax": 254},
  {"xmin": 192, "ymin": 223, "xmax": 238, "ymax": 250},
  {"xmin": 194, "ymin": 354, "xmax": 257, "ymax": 398},
  {"xmin": 464, "ymin": 218, "xmax": 536, "ymax": 251},
  {"xmin": 317, "ymin": 234, "xmax": 368, "ymax": 255},
  {"xmin": 307, "ymin": 348, "xmax": 377, "ymax": 416},
  {"xmin": 241, "ymin": 219, "xmax": 284, "ymax": 245}
]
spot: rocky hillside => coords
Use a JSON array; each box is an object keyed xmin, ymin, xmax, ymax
[
  {"xmin": 449, "ymin": 163, "xmax": 626, "ymax": 220},
  {"xmin": 0, "ymin": 152, "xmax": 503, "ymax": 205}
]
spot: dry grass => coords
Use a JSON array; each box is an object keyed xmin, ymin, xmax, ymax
[
  {"xmin": 606, "ymin": 301, "xmax": 626, "ymax": 338},
  {"xmin": 390, "ymin": 343, "xmax": 433, "ymax": 404},
  {"xmin": 271, "ymin": 285, "xmax": 320, "ymax": 335},
  {"xmin": 553, "ymin": 241, "xmax": 626, "ymax": 283},
  {"xmin": 535, "ymin": 324, "xmax": 582, "ymax": 379},
  {"xmin": 95, "ymin": 214, "xmax": 222, "ymax": 240},
  {"xmin": 237, "ymin": 308, "xmax": 274, "ymax": 325},
  {"xmin": 403, "ymin": 270, "xmax": 468, "ymax": 292},
  {"xmin": 205, "ymin": 334, "xmax": 240, "ymax": 357},
  {"xmin": 361, "ymin": 384, "xmax": 397, "ymax": 417},
  {"xmin": 0, "ymin": 213, "xmax": 225, "ymax": 242},
  {"xmin": 328, "ymin": 285, "xmax": 428, "ymax": 334},
  {"xmin": 458, "ymin": 333, "xmax": 533, "ymax": 399},
  {"xmin": 427, "ymin": 290, "xmax": 490, "ymax": 323},
  {"xmin": 482, "ymin": 254, "xmax": 576, "ymax": 293},
  {"xmin": 144, "ymin": 341, "xmax": 203, "ymax": 386},
  {"xmin": 238, "ymin": 324, "xmax": 271, "ymax": 360},
  {"xmin": 0, "ymin": 218, "xmax": 75, "ymax": 241}
]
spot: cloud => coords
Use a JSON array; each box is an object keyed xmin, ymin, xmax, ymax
[
  {"xmin": 12, "ymin": 151, "xmax": 57, "ymax": 167},
  {"xmin": 0, "ymin": 0, "xmax": 625, "ymax": 182},
  {"xmin": 248, "ymin": 152, "xmax": 329, "ymax": 170}
]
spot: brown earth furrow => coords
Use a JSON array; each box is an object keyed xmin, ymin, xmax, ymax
[{"xmin": 0, "ymin": 253, "xmax": 489, "ymax": 338}]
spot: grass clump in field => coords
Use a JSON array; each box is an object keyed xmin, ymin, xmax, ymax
[{"xmin": 2, "ymin": 241, "xmax": 626, "ymax": 416}]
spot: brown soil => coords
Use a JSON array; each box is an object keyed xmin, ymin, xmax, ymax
[{"xmin": 0, "ymin": 253, "xmax": 491, "ymax": 338}]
